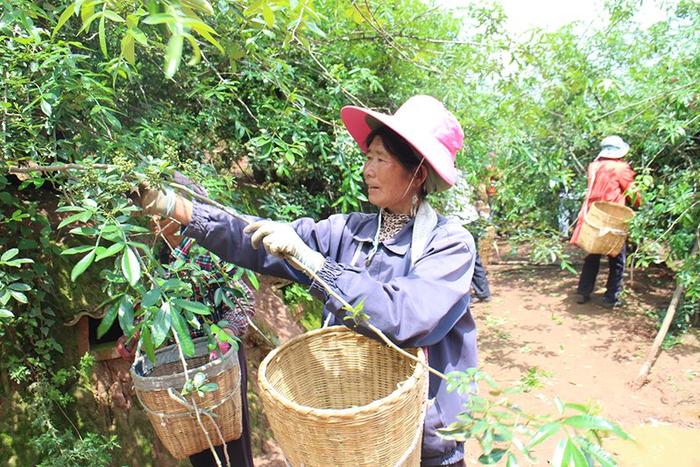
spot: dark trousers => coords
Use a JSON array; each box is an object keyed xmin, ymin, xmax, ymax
[
  {"xmin": 472, "ymin": 252, "xmax": 491, "ymax": 299},
  {"xmin": 189, "ymin": 346, "xmax": 254, "ymax": 467},
  {"xmin": 576, "ymin": 244, "xmax": 626, "ymax": 301}
]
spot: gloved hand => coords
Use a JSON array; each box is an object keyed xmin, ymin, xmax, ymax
[
  {"xmin": 131, "ymin": 183, "xmax": 181, "ymax": 217},
  {"xmin": 243, "ymin": 220, "xmax": 325, "ymax": 273},
  {"xmin": 208, "ymin": 341, "xmax": 231, "ymax": 361}
]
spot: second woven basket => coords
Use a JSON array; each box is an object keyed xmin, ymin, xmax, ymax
[{"xmin": 258, "ymin": 326, "xmax": 428, "ymax": 467}]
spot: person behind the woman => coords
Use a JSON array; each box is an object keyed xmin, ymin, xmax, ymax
[
  {"xmin": 125, "ymin": 172, "xmax": 256, "ymax": 467},
  {"xmin": 571, "ymin": 135, "xmax": 641, "ymax": 308},
  {"xmin": 137, "ymin": 95, "xmax": 477, "ymax": 466}
]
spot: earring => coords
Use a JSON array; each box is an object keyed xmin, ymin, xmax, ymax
[{"xmin": 410, "ymin": 193, "xmax": 419, "ymax": 217}]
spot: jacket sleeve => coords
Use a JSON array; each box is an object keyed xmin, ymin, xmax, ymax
[
  {"xmin": 182, "ymin": 201, "xmax": 312, "ymax": 285},
  {"xmin": 310, "ymin": 223, "xmax": 475, "ymax": 348}
]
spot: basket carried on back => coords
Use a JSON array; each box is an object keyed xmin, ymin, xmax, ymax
[
  {"xmin": 131, "ymin": 337, "xmax": 242, "ymax": 460},
  {"xmin": 258, "ymin": 326, "xmax": 428, "ymax": 467},
  {"xmin": 576, "ymin": 201, "xmax": 635, "ymax": 256}
]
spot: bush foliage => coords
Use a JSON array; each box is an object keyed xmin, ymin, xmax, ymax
[{"xmin": 1, "ymin": 0, "xmax": 698, "ymax": 464}]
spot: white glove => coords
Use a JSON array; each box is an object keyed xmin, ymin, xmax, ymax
[
  {"xmin": 243, "ymin": 220, "xmax": 325, "ymax": 273},
  {"xmin": 135, "ymin": 183, "xmax": 181, "ymax": 217}
]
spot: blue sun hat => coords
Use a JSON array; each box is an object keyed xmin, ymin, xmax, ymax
[{"xmin": 597, "ymin": 135, "xmax": 630, "ymax": 159}]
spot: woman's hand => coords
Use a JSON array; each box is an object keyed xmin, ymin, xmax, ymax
[
  {"xmin": 132, "ymin": 183, "xmax": 178, "ymax": 216},
  {"xmin": 244, "ymin": 220, "xmax": 325, "ymax": 273},
  {"xmin": 131, "ymin": 183, "xmax": 193, "ymax": 223}
]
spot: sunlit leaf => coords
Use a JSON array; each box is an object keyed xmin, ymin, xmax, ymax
[
  {"xmin": 71, "ymin": 250, "xmax": 96, "ymax": 281},
  {"xmin": 121, "ymin": 246, "xmax": 141, "ymax": 286},
  {"xmin": 164, "ymin": 33, "xmax": 184, "ymax": 78}
]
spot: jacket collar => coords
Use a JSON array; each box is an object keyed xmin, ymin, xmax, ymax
[{"xmin": 350, "ymin": 212, "xmax": 412, "ymax": 256}]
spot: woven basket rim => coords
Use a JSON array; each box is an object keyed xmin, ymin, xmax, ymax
[
  {"xmin": 258, "ymin": 326, "xmax": 426, "ymax": 419},
  {"xmin": 590, "ymin": 201, "xmax": 635, "ymax": 216},
  {"xmin": 131, "ymin": 336, "xmax": 238, "ymax": 389}
]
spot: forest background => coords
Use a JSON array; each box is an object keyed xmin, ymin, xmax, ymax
[{"xmin": 1, "ymin": 0, "xmax": 699, "ymax": 464}]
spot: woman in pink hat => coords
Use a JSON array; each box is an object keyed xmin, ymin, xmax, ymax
[{"xmin": 137, "ymin": 95, "xmax": 477, "ymax": 466}]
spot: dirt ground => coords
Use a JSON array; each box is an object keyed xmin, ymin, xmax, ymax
[{"xmin": 250, "ymin": 248, "xmax": 700, "ymax": 467}]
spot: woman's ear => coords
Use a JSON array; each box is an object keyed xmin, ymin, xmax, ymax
[{"xmin": 415, "ymin": 164, "xmax": 429, "ymax": 189}]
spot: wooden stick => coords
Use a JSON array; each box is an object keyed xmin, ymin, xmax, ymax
[{"xmin": 632, "ymin": 225, "xmax": 699, "ymax": 389}]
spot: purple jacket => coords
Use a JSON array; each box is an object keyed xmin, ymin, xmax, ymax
[{"xmin": 184, "ymin": 201, "xmax": 478, "ymax": 465}]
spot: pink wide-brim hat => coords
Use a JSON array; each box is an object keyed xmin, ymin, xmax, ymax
[{"xmin": 340, "ymin": 95, "xmax": 463, "ymax": 191}]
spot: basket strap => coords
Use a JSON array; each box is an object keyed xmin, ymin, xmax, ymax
[
  {"xmin": 137, "ymin": 386, "xmax": 241, "ymax": 419},
  {"xmin": 597, "ymin": 226, "xmax": 627, "ymax": 237},
  {"xmin": 576, "ymin": 161, "xmax": 601, "ymax": 225}
]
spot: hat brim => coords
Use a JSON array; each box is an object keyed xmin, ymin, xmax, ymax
[
  {"xmin": 597, "ymin": 143, "xmax": 629, "ymax": 159},
  {"xmin": 340, "ymin": 105, "xmax": 458, "ymax": 189}
]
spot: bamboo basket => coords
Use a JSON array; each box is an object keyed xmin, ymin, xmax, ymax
[
  {"xmin": 258, "ymin": 326, "xmax": 429, "ymax": 467},
  {"xmin": 576, "ymin": 201, "xmax": 635, "ymax": 256},
  {"xmin": 131, "ymin": 337, "xmax": 242, "ymax": 460}
]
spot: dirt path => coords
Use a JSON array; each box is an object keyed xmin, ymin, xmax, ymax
[
  {"xmin": 469, "ymin": 259, "xmax": 699, "ymax": 465},
  {"xmin": 251, "ymin": 256, "xmax": 700, "ymax": 466}
]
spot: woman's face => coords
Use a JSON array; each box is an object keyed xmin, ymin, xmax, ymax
[{"xmin": 363, "ymin": 135, "xmax": 423, "ymax": 214}]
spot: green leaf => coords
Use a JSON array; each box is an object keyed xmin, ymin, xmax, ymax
[
  {"xmin": 80, "ymin": 1, "xmax": 95, "ymax": 23},
  {"xmin": 550, "ymin": 438, "xmax": 567, "ymax": 467},
  {"xmin": 564, "ymin": 402, "xmax": 591, "ymax": 413},
  {"xmin": 575, "ymin": 436, "xmax": 616, "ymax": 467},
  {"xmin": 563, "ymin": 415, "xmax": 629, "ymax": 439},
  {"xmin": 98, "ymin": 14, "xmax": 107, "ymax": 57},
  {"xmin": 184, "ymin": 33, "xmax": 201, "ymax": 66},
  {"xmin": 0, "ymin": 309, "xmax": 14, "ymax": 319},
  {"xmin": 61, "ymin": 245, "xmax": 95, "ymax": 255},
  {"xmin": 141, "ymin": 325, "xmax": 156, "ymax": 363},
  {"xmin": 121, "ymin": 33, "xmax": 135, "ymax": 65},
  {"xmin": 190, "ymin": 22, "xmax": 224, "ymax": 52},
  {"xmin": 211, "ymin": 324, "xmax": 237, "ymax": 346},
  {"xmin": 142, "ymin": 13, "xmax": 173, "ymax": 25},
  {"xmin": 528, "ymin": 422, "xmax": 561, "ymax": 448},
  {"xmin": 173, "ymin": 298, "xmax": 210, "ymax": 315},
  {"xmin": 40, "ymin": 100, "xmax": 52, "ymax": 117},
  {"xmin": 554, "ymin": 397, "xmax": 564, "ymax": 414},
  {"xmin": 117, "ymin": 296, "xmax": 135, "ymax": 336},
  {"xmin": 170, "ymin": 308, "xmax": 195, "ymax": 356},
  {"xmin": 121, "ymin": 246, "xmax": 141, "ymax": 286},
  {"xmin": 10, "ymin": 291, "xmax": 28, "ymax": 304},
  {"xmin": 563, "ymin": 439, "xmax": 589, "ymax": 467},
  {"xmin": 71, "ymin": 250, "xmax": 96, "ymax": 281},
  {"xmin": 262, "ymin": 4, "xmax": 274, "ymax": 28},
  {"xmin": 182, "ymin": 0, "xmax": 214, "ymax": 15},
  {"xmin": 478, "ymin": 448, "xmax": 508, "ymax": 464},
  {"xmin": 8, "ymin": 283, "xmax": 31, "ymax": 292},
  {"xmin": 1, "ymin": 248, "xmax": 19, "ymax": 262},
  {"xmin": 103, "ymin": 10, "xmax": 124, "ymax": 22},
  {"xmin": 199, "ymin": 383, "xmax": 218, "ymax": 392},
  {"xmin": 245, "ymin": 269, "xmax": 259, "ymax": 289},
  {"xmin": 58, "ymin": 210, "xmax": 92, "ymax": 229},
  {"xmin": 505, "ymin": 453, "xmax": 519, "ymax": 467},
  {"xmin": 53, "ymin": 3, "xmax": 77, "ymax": 37},
  {"xmin": 142, "ymin": 288, "xmax": 161, "ymax": 308},
  {"xmin": 151, "ymin": 302, "xmax": 172, "ymax": 347},
  {"xmin": 130, "ymin": 28, "xmax": 148, "ymax": 45},
  {"xmin": 95, "ymin": 242, "xmax": 125, "ymax": 261},
  {"xmin": 97, "ymin": 299, "xmax": 119, "ymax": 338},
  {"xmin": 164, "ymin": 33, "xmax": 184, "ymax": 78}
]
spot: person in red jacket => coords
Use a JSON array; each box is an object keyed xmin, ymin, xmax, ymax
[{"xmin": 571, "ymin": 136, "xmax": 641, "ymax": 307}]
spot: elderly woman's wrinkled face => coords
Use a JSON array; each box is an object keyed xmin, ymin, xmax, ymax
[{"xmin": 363, "ymin": 135, "xmax": 421, "ymax": 214}]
